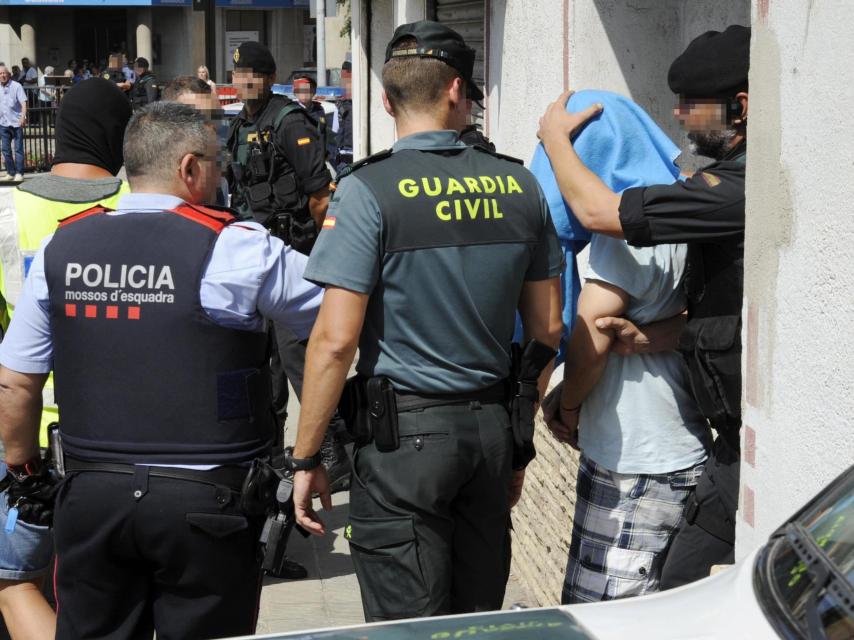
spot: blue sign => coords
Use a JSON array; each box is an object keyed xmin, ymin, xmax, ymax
[{"xmin": 1, "ymin": 0, "xmax": 193, "ymax": 5}]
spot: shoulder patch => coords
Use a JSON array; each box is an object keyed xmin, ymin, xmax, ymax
[
  {"xmin": 335, "ymin": 149, "xmax": 393, "ymax": 182},
  {"xmin": 469, "ymin": 144, "xmax": 524, "ymax": 165},
  {"xmin": 700, "ymin": 172, "xmax": 722, "ymax": 188}
]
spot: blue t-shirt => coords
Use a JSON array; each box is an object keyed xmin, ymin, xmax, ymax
[{"xmin": 578, "ymin": 235, "xmax": 711, "ymax": 474}]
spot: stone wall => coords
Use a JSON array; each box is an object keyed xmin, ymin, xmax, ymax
[{"xmin": 510, "ymin": 373, "xmax": 579, "ymax": 606}]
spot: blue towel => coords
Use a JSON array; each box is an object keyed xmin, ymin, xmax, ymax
[{"xmin": 529, "ymin": 90, "xmax": 682, "ymax": 361}]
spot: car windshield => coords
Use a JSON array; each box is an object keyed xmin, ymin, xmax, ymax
[{"xmin": 765, "ymin": 471, "xmax": 854, "ymax": 640}]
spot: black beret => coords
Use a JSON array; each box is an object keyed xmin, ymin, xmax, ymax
[
  {"xmin": 385, "ymin": 20, "xmax": 484, "ymax": 101},
  {"xmin": 668, "ymin": 25, "xmax": 751, "ymax": 98},
  {"xmin": 233, "ymin": 41, "xmax": 276, "ymax": 75}
]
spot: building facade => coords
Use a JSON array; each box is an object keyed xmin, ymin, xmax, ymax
[{"xmin": 0, "ymin": 0, "xmax": 328, "ymax": 86}]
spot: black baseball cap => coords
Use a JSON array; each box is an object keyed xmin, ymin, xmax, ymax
[
  {"xmin": 385, "ymin": 20, "xmax": 484, "ymax": 101},
  {"xmin": 233, "ymin": 41, "xmax": 276, "ymax": 75},
  {"xmin": 668, "ymin": 25, "xmax": 750, "ymax": 98}
]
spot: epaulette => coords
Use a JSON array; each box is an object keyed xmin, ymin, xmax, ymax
[
  {"xmin": 334, "ymin": 149, "xmax": 393, "ymax": 183},
  {"xmin": 470, "ymin": 144, "xmax": 524, "ymax": 165},
  {"xmin": 171, "ymin": 203, "xmax": 240, "ymax": 233}
]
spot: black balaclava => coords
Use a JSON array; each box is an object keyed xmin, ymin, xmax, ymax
[{"xmin": 51, "ymin": 78, "xmax": 132, "ymax": 175}]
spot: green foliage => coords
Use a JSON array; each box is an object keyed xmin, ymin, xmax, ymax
[{"xmin": 337, "ymin": 0, "xmax": 351, "ymax": 38}]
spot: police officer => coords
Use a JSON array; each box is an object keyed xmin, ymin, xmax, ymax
[
  {"xmin": 292, "ymin": 21, "xmax": 563, "ymax": 620},
  {"xmin": 292, "ymin": 74, "xmax": 328, "ymax": 153},
  {"xmin": 227, "ymin": 41, "xmax": 348, "ymax": 505},
  {"xmin": 538, "ymin": 25, "xmax": 750, "ymax": 588},
  {"xmin": 129, "ymin": 57, "xmax": 157, "ymax": 109},
  {"xmin": 0, "ymin": 101, "xmax": 322, "ymax": 639},
  {"xmin": 102, "ymin": 53, "xmax": 131, "ymax": 93},
  {"xmin": 0, "ymin": 81, "xmax": 130, "ymax": 640},
  {"xmin": 330, "ymin": 60, "xmax": 353, "ymax": 174}
]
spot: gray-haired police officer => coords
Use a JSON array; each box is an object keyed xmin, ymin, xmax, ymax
[
  {"xmin": 291, "ymin": 20, "xmax": 564, "ymax": 620},
  {"xmin": 0, "ymin": 102, "xmax": 322, "ymax": 639}
]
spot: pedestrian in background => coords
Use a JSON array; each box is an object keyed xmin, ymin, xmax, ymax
[
  {"xmin": 0, "ymin": 64, "xmax": 27, "ymax": 181},
  {"xmin": 292, "ymin": 20, "xmax": 563, "ymax": 620},
  {"xmin": 197, "ymin": 65, "xmax": 216, "ymax": 92}
]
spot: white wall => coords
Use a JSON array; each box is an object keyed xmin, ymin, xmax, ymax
[{"xmin": 737, "ymin": 0, "xmax": 854, "ymax": 555}]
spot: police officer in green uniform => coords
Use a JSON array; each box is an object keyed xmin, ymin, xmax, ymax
[
  {"xmin": 291, "ymin": 21, "xmax": 564, "ymax": 620},
  {"xmin": 538, "ymin": 25, "xmax": 751, "ymax": 589}
]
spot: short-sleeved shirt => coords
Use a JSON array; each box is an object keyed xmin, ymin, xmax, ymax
[
  {"xmin": 0, "ymin": 193, "xmax": 323, "ymax": 375},
  {"xmin": 578, "ymin": 235, "xmax": 711, "ymax": 474},
  {"xmin": 305, "ymin": 130, "xmax": 563, "ymax": 394},
  {"xmin": 0, "ymin": 80, "xmax": 27, "ymax": 127}
]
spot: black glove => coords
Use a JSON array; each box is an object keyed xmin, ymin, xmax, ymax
[{"xmin": 5, "ymin": 462, "xmax": 60, "ymax": 526}]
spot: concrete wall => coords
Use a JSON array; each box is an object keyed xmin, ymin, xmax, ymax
[
  {"xmin": 324, "ymin": 8, "xmax": 350, "ymax": 71},
  {"xmin": 737, "ymin": 0, "xmax": 854, "ymax": 555}
]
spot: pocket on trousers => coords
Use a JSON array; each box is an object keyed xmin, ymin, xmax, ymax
[
  {"xmin": 577, "ymin": 538, "xmax": 657, "ymax": 598},
  {"xmin": 347, "ymin": 514, "xmax": 430, "ymax": 619},
  {"xmin": 186, "ymin": 513, "xmax": 249, "ymax": 538}
]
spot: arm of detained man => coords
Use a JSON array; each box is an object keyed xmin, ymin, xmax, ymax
[
  {"xmin": 279, "ymin": 117, "xmax": 332, "ymax": 227},
  {"xmin": 542, "ymin": 281, "xmax": 628, "ymax": 449},
  {"xmin": 596, "ymin": 310, "xmax": 687, "ymax": 356},
  {"xmin": 538, "ymin": 90, "xmax": 624, "ymax": 237},
  {"xmin": 0, "ymin": 367, "xmax": 47, "ymax": 465},
  {"xmin": 292, "ymin": 287, "xmax": 368, "ymax": 535}
]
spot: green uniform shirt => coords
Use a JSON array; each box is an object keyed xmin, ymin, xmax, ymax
[{"xmin": 305, "ymin": 130, "xmax": 563, "ymax": 394}]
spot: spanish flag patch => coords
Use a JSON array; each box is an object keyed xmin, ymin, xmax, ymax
[
  {"xmin": 701, "ymin": 172, "xmax": 722, "ymax": 187},
  {"xmin": 297, "ymin": 137, "xmax": 311, "ymax": 146},
  {"xmin": 322, "ymin": 216, "xmax": 336, "ymax": 229}
]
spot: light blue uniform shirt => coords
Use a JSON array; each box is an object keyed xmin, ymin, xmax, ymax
[
  {"xmin": 0, "ymin": 193, "xmax": 323, "ymax": 375},
  {"xmin": 0, "ymin": 80, "xmax": 26, "ymax": 128}
]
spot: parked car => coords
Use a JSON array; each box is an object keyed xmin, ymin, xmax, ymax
[{"xmin": 237, "ymin": 464, "xmax": 854, "ymax": 640}]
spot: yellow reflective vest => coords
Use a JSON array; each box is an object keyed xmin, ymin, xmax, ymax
[{"xmin": 0, "ymin": 181, "xmax": 129, "ymax": 445}]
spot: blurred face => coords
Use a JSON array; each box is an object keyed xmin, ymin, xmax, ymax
[
  {"xmin": 197, "ymin": 67, "xmax": 208, "ymax": 81},
  {"xmin": 134, "ymin": 65, "xmax": 145, "ymax": 77},
  {"xmin": 293, "ymin": 83, "xmax": 313, "ymax": 107},
  {"xmin": 0, "ymin": 67, "xmax": 10, "ymax": 84},
  {"xmin": 109, "ymin": 55, "xmax": 122, "ymax": 70},
  {"xmin": 674, "ymin": 96, "xmax": 737, "ymax": 159},
  {"xmin": 341, "ymin": 73, "xmax": 352, "ymax": 98},
  {"xmin": 232, "ymin": 68, "xmax": 272, "ymax": 101},
  {"xmin": 183, "ymin": 127, "xmax": 222, "ymax": 204},
  {"xmin": 175, "ymin": 92, "xmax": 229, "ymax": 185}
]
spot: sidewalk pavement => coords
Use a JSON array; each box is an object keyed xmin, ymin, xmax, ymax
[{"xmin": 256, "ymin": 390, "xmax": 533, "ymax": 635}]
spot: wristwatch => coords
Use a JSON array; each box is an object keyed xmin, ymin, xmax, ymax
[{"xmin": 283, "ymin": 446, "xmax": 322, "ymax": 472}]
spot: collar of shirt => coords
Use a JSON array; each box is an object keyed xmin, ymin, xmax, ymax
[
  {"xmin": 392, "ymin": 130, "xmax": 466, "ymax": 153},
  {"xmin": 116, "ymin": 193, "xmax": 185, "ymax": 212}
]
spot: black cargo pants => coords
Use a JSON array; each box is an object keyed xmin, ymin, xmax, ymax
[
  {"xmin": 660, "ymin": 430, "xmax": 740, "ymax": 589},
  {"xmin": 347, "ymin": 401, "xmax": 514, "ymax": 621}
]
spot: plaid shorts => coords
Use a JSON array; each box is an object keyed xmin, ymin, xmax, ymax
[{"xmin": 561, "ymin": 454, "xmax": 705, "ymax": 604}]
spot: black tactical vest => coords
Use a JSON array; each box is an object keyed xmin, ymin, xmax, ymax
[
  {"xmin": 678, "ymin": 146, "xmax": 746, "ymax": 432},
  {"xmin": 43, "ymin": 204, "xmax": 275, "ymax": 465},
  {"xmin": 228, "ymin": 95, "xmax": 308, "ymax": 224}
]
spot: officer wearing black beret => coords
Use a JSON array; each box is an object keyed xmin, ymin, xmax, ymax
[
  {"xmin": 291, "ymin": 20, "xmax": 563, "ymax": 619},
  {"xmin": 539, "ymin": 25, "xmax": 751, "ymax": 589}
]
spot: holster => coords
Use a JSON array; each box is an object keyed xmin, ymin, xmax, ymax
[
  {"xmin": 338, "ymin": 375, "xmax": 399, "ymax": 451},
  {"xmin": 509, "ymin": 340, "xmax": 558, "ymax": 470},
  {"xmin": 271, "ymin": 210, "xmax": 318, "ymax": 255}
]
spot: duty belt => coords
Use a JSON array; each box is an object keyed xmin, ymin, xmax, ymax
[
  {"xmin": 393, "ymin": 381, "xmax": 507, "ymax": 412},
  {"xmin": 65, "ymin": 457, "xmax": 248, "ymax": 491}
]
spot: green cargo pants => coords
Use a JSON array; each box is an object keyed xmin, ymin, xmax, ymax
[{"xmin": 346, "ymin": 401, "xmax": 514, "ymax": 621}]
